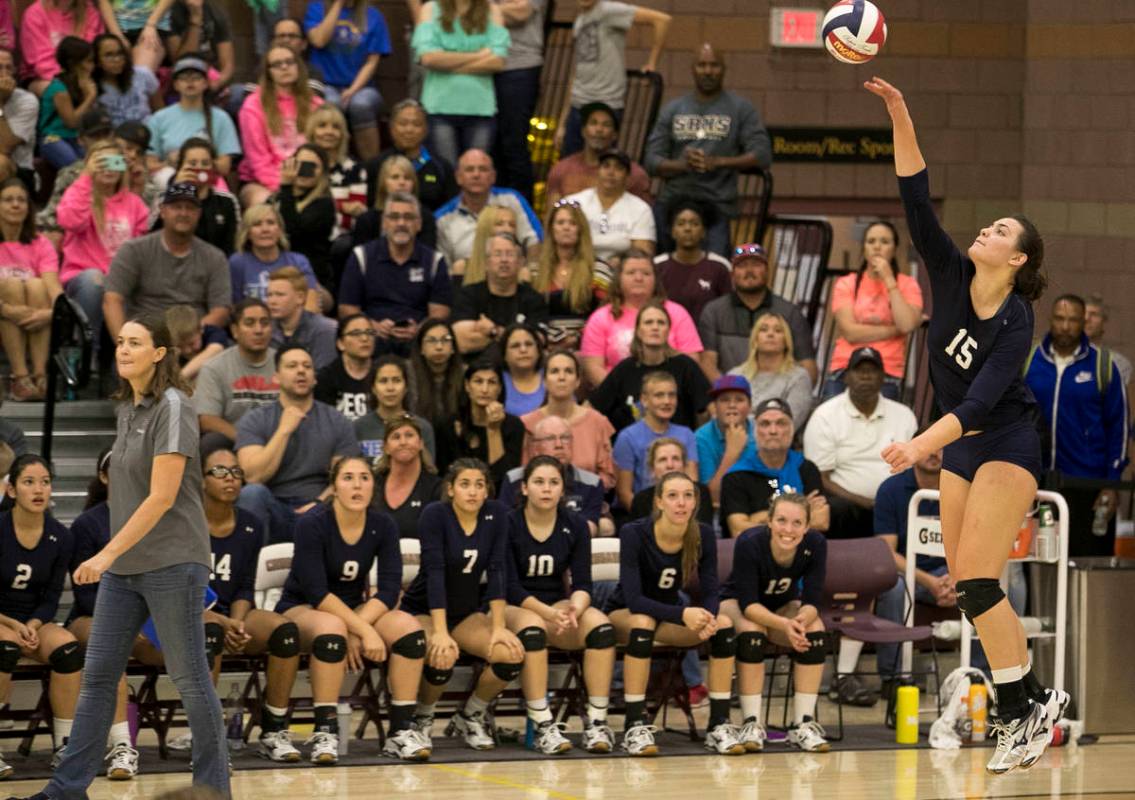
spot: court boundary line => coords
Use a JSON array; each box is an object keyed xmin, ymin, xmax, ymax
[{"xmin": 426, "ymin": 762, "xmax": 585, "ymax": 800}]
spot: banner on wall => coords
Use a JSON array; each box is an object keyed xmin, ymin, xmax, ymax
[{"xmin": 768, "ymin": 128, "xmax": 895, "ymax": 163}]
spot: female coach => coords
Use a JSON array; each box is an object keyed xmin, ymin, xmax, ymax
[{"xmin": 866, "ymin": 76, "xmax": 1066, "ymax": 775}]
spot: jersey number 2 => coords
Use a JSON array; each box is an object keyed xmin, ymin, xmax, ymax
[
  {"xmin": 11, "ymin": 564, "xmax": 31, "ymax": 590},
  {"xmin": 945, "ymin": 328, "xmax": 977, "ymax": 369}
]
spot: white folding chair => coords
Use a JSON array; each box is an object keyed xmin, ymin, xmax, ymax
[{"xmin": 254, "ymin": 542, "xmax": 294, "ymax": 613}]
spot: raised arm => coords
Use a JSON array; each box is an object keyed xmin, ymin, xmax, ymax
[{"xmin": 863, "ymin": 77, "xmax": 925, "ymax": 177}]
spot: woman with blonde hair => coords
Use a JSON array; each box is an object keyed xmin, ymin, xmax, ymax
[
  {"xmin": 278, "ymin": 144, "xmax": 335, "ymax": 290},
  {"xmin": 238, "ymin": 44, "xmax": 322, "ymax": 208},
  {"xmin": 532, "ymin": 199, "xmax": 609, "ymax": 349},
  {"xmin": 352, "ymin": 154, "xmax": 437, "ymax": 248},
  {"xmin": 453, "ymin": 203, "xmax": 519, "ymax": 287},
  {"xmin": 229, "ymin": 203, "xmax": 322, "ymax": 310},
  {"xmin": 729, "ymin": 311, "xmax": 814, "ymax": 426},
  {"xmin": 304, "ymin": 104, "xmax": 367, "ymax": 240}
]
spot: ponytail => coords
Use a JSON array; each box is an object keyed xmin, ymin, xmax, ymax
[{"xmin": 1010, "ymin": 213, "xmax": 1046, "ymax": 302}]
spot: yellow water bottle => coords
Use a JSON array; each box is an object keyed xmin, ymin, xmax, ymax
[
  {"xmin": 895, "ymin": 684, "xmax": 920, "ymax": 744},
  {"xmin": 969, "ymin": 682, "xmax": 987, "ymax": 743}
]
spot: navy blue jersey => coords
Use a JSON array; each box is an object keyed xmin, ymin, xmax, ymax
[
  {"xmin": 279, "ymin": 503, "xmax": 403, "ymax": 611},
  {"xmin": 609, "ymin": 518, "xmax": 719, "ymax": 625},
  {"xmin": 722, "ymin": 527, "xmax": 826, "ymax": 611},
  {"xmin": 0, "ymin": 511, "xmax": 73, "ymax": 624},
  {"xmin": 68, "ymin": 502, "xmax": 110, "ymax": 620},
  {"xmin": 900, "ymin": 169, "xmax": 1038, "ymax": 434},
  {"xmin": 505, "ymin": 508, "xmax": 592, "ymax": 606},
  {"xmin": 208, "ymin": 508, "xmax": 264, "ymax": 616},
  {"xmin": 497, "ymin": 466, "xmax": 604, "ymax": 526},
  {"xmin": 400, "ymin": 500, "xmax": 509, "ymax": 622}
]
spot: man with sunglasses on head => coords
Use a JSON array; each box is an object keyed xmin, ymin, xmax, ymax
[{"xmin": 698, "ymin": 242, "xmax": 817, "ymax": 384}]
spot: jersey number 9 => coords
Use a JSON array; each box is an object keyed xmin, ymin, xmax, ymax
[{"xmin": 341, "ymin": 560, "xmax": 359, "ymax": 581}]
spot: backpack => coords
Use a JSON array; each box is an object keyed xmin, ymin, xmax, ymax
[{"xmin": 1024, "ymin": 343, "xmax": 1113, "ymax": 397}]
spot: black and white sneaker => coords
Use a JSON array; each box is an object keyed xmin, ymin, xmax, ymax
[
  {"xmin": 620, "ymin": 723, "xmax": 659, "ymax": 757},
  {"xmin": 1020, "ymin": 689, "xmax": 1070, "ymax": 769},
  {"xmin": 987, "ymin": 702, "xmax": 1047, "ymax": 775},
  {"xmin": 105, "ymin": 742, "xmax": 139, "ymax": 780},
  {"xmin": 258, "ymin": 730, "xmax": 301, "ymax": 763},
  {"xmin": 382, "ymin": 727, "xmax": 432, "ymax": 761},
  {"xmin": 704, "ymin": 722, "xmax": 746, "ymax": 755},
  {"xmin": 582, "ymin": 721, "xmax": 616, "ymax": 753},
  {"xmin": 532, "ymin": 721, "xmax": 572, "ymax": 755},
  {"xmin": 445, "ymin": 711, "xmax": 495, "ymax": 750}
]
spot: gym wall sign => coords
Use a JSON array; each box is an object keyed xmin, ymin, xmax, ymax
[{"xmin": 769, "ymin": 128, "xmax": 894, "ymax": 163}]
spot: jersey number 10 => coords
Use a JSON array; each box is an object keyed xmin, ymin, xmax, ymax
[
  {"xmin": 945, "ymin": 328, "xmax": 977, "ymax": 369},
  {"xmin": 527, "ymin": 554, "xmax": 554, "ymax": 577}
]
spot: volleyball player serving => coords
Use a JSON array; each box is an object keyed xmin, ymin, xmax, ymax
[{"xmin": 866, "ymin": 76, "xmax": 1068, "ymax": 774}]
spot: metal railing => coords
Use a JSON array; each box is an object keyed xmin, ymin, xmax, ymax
[{"xmin": 41, "ymin": 294, "xmax": 93, "ymax": 464}]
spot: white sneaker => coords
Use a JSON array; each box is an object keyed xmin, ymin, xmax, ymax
[
  {"xmin": 787, "ymin": 717, "xmax": 831, "ymax": 753},
  {"xmin": 304, "ymin": 731, "xmax": 339, "ymax": 765},
  {"xmin": 704, "ymin": 722, "xmax": 746, "ymax": 755},
  {"xmin": 105, "ymin": 742, "xmax": 139, "ymax": 780},
  {"xmin": 1020, "ymin": 689, "xmax": 1070, "ymax": 769},
  {"xmin": 532, "ymin": 721, "xmax": 572, "ymax": 755},
  {"xmin": 620, "ymin": 723, "xmax": 659, "ymax": 757},
  {"xmin": 582, "ymin": 721, "xmax": 615, "ymax": 753},
  {"xmin": 446, "ymin": 711, "xmax": 495, "ymax": 750},
  {"xmin": 383, "ymin": 727, "xmax": 432, "ymax": 761},
  {"xmin": 167, "ymin": 732, "xmax": 193, "ymax": 752},
  {"xmin": 0, "ymin": 754, "xmax": 13, "ymax": 779},
  {"xmin": 258, "ymin": 729, "xmax": 301, "ymax": 763},
  {"xmin": 413, "ymin": 714, "xmax": 434, "ymax": 748},
  {"xmin": 738, "ymin": 718, "xmax": 767, "ymax": 752},
  {"xmin": 987, "ymin": 702, "xmax": 1047, "ymax": 775}
]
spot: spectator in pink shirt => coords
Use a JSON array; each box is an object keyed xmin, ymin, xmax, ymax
[
  {"xmin": 0, "ymin": 0, "xmax": 14, "ymax": 51},
  {"xmin": 19, "ymin": 0, "xmax": 105, "ymax": 93},
  {"xmin": 238, "ymin": 44, "xmax": 322, "ymax": 208},
  {"xmin": 823, "ymin": 220, "xmax": 923, "ymax": 402},
  {"xmin": 0, "ymin": 179, "xmax": 62, "ymax": 401},
  {"xmin": 57, "ymin": 140, "xmax": 150, "ymax": 356},
  {"xmin": 579, "ymin": 248, "xmax": 702, "ymax": 388}
]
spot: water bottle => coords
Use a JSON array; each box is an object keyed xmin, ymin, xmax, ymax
[
  {"xmin": 337, "ymin": 703, "xmax": 352, "ymax": 756},
  {"xmin": 1035, "ymin": 502, "xmax": 1058, "ymax": 561},
  {"xmin": 225, "ymin": 682, "xmax": 244, "ymax": 752},
  {"xmin": 1092, "ymin": 494, "xmax": 1111, "ymax": 536},
  {"xmin": 968, "ymin": 681, "xmax": 987, "ymax": 743},
  {"xmin": 894, "ymin": 684, "xmax": 919, "ymax": 744}
]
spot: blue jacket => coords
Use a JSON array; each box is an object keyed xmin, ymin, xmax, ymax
[{"xmin": 1023, "ymin": 334, "xmax": 1128, "ymax": 479}]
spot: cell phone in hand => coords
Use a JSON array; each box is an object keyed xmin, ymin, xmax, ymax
[
  {"xmin": 297, "ymin": 161, "xmax": 317, "ymax": 178},
  {"xmin": 102, "ymin": 154, "xmax": 128, "ymax": 172}
]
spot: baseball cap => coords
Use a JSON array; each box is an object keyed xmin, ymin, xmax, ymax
[
  {"xmin": 708, "ymin": 374, "xmax": 751, "ymax": 400},
  {"xmin": 754, "ymin": 397, "xmax": 793, "ymax": 420},
  {"xmin": 597, "ymin": 148, "xmax": 631, "ymax": 171},
  {"xmin": 78, "ymin": 108, "xmax": 113, "ymax": 138},
  {"xmin": 847, "ymin": 346, "xmax": 884, "ymax": 370},
  {"xmin": 114, "ymin": 120, "xmax": 151, "ymax": 151},
  {"xmin": 161, "ymin": 181, "xmax": 202, "ymax": 206},
  {"xmin": 172, "ymin": 56, "xmax": 209, "ymax": 78},
  {"xmin": 580, "ymin": 101, "xmax": 619, "ymax": 130},
  {"xmin": 731, "ymin": 243, "xmax": 768, "ymax": 267}
]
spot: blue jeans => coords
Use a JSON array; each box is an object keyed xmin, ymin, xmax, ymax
[
  {"xmin": 41, "ymin": 138, "xmax": 84, "ymax": 169},
  {"xmin": 560, "ymin": 105, "xmax": 623, "ymax": 159},
  {"xmin": 237, "ymin": 483, "xmax": 308, "ymax": 544},
  {"xmin": 322, "ymin": 85, "xmax": 384, "ymax": 131},
  {"xmin": 492, "ymin": 67, "xmax": 541, "ymax": 202},
  {"xmin": 428, "ymin": 113, "xmax": 496, "ymax": 173},
  {"xmin": 45, "ymin": 563, "xmax": 228, "ymax": 800},
  {"xmin": 64, "ymin": 269, "xmax": 105, "ymax": 353},
  {"xmin": 653, "ymin": 196, "xmax": 732, "ymax": 259},
  {"xmin": 822, "ymin": 370, "xmax": 903, "ymax": 403}
]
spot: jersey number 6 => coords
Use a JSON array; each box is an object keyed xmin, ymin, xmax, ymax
[
  {"xmin": 658, "ymin": 567, "xmax": 677, "ymax": 589},
  {"xmin": 945, "ymin": 328, "xmax": 977, "ymax": 369}
]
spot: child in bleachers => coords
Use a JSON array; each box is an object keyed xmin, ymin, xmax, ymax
[
  {"xmin": 92, "ymin": 32, "xmax": 160, "ymax": 127},
  {"xmin": 37, "ymin": 36, "xmax": 97, "ymax": 168},
  {"xmin": 166, "ymin": 0, "xmax": 235, "ymax": 93},
  {"xmin": 19, "ymin": 0, "xmax": 104, "ymax": 96}
]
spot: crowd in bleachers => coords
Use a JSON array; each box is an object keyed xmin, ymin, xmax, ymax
[{"xmin": 10, "ymin": 0, "xmax": 1114, "ymax": 788}]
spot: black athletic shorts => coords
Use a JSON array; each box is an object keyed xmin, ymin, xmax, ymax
[{"xmin": 942, "ymin": 420, "xmax": 1042, "ymax": 483}]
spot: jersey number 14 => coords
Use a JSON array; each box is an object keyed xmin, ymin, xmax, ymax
[{"xmin": 945, "ymin": 328, "xmax": 978, "ymax": 369}]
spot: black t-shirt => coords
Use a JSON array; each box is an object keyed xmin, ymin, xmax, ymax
[
  {"xmin": 435, "ymin": 414, "xmax": 525, "ymax": 489},
  {"xmin": 366, "ymin": 148, "xmax": 457, "ymax": 213},
  {"xmin": 372, "ymin": 470, "xmax": 443, "ymax": 540},
  {"xmin": 452, "ymin": 282, "xmax": 550, "ymax": 329},
  {"xmin": 169, "ymin": 0, "xmax": 232, "ymax": 66},
  {"xmin": 315, "ymin": 358, "xmax": 374, "ymax": 422},
  {"xmin": 628, "ymin": 482, "xmax": 714, "ymax": 529},
  {"xmin": 589, "ymin": 354, "xmax": 711, "ymax": 433},
  {"xmin": 720, "ymin": 460, "xmax": 824, "ymax": 528}
]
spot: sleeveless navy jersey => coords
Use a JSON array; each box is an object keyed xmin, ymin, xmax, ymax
[
  {"xmin": 208, "ymin": 508, "xmax": 264, "ymax": 616},
  {"xmin": 0, "ymin": 511, "xmax": 73, "ymax": 624},
  {"xmin": 900, "ymin": 169, "xmax": 1038, "ymax": 433},
  {"xmin": 608, "ymin": 518, "xmax": 719, "ymax": 625},
  {"xmin": 721, "ymin": 527, "xmax": 826, "ymax": 611},
  {"xmin": 279, "ymin": 503, "xmax": 403, "ymax": 611},
  {"xmin": 505, "ymin": 508, "xmax": 592, "ymax": 606},
  {"xmin": 68, "ymin": 502, "xmax": 110, "ymax": 620},
  {"xmin": 400, "ymin": 499, "xmax": 509, "ymax": 622}
]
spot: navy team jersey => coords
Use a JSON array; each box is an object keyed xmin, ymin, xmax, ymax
[
  {"xmin": 505, "ymin": 508, "xmax": 592, "ymax": 606},
  {"xmin": 400, "ymin": 499, "xmax": 509, "ymax": 623},
  {"xmin": 0, "ymin": 511, "xmax": 73, "ymax": 624},
  {"xmin": 278, "ymin": 503, "xmax": 403, "ymax": 612},
  {"xmin": 900, "ymin": 169, "xmax": 1038, "ymax": 433},
  {"xmin": 608, "ymin": 518, "xmax": 719, "ymax": 625},
  {"xmin": 722, "ymin": 527, "xmax": 826, "ymax": 612},
  {"xmin": 68, "ymin": 502, "xmax": 111, "ymax": 621},
  {"xmin": 208, "ymin": 508, "xmax": 264, "ymax": 616}
]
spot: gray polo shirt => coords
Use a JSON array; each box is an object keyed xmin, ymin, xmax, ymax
[
  {"xmin": 108, "ymin": 388, "xmax": 210, "ymax": 575},
  {"xmin": 106, "ymin": 232, "xmax": 231, "ymax": 319},
  {"xmin": 234, "ymin": 400, "xmax": 361, "ymax": 501},
  {"xmin": 698, "ymin": 290, "xmax": 815, "ymax": 375}
]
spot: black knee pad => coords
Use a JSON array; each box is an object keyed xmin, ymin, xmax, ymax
[
  {"xmin": 423, "ymin": 665, "xmax": 453, "ymax": 686},
  {"xmin": 709, "ymin": 627, "xmax": 736, "ymax": 659},
  {"xmin": 267, "ymin": 622, "xmax": 300, "ymax": 659},
  {"xmin": 311, "ymin": 633, "xmax": 347, "ymax": 664},
  {"xmin": 735, "ymin": 632, "xmax": 767, "ymax": 664},
  {"xmin": 0, "ymin": 640, "xmax": 19, "ymax": 673},
  {"xmin": 625, "ymin": 628, "xmax": 655, "ymax": 658},
  {"xmin": 585, "ymin": 623, "xmax": 615, "ymax": 650},
  {"xmin": 490, "ymin": 660, "xmax": 523, "ymax": 682},
  {"xmin": 391, "ymin": 631, "xmax": 426, "ymax": 659},
  {"xmin": 204, "ymin": 622, "xmax": 226, "ymax": 660},
  {"xmin": 48, "ymin": 642, "xmax": 83, "ymax": 674},
  {"xmin": 955, "ymin": 578, "xmax": 1005, "ymax": 623},
  {"xmin": 517, "ymin": 626, "xmax": 546, "ymax": 653},
  {"xmin": 794, "ymin": 632, "xmax": 829, "ymax": 665}
]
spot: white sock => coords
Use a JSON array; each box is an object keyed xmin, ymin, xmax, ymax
[
  {"xmin": 837, "ymin": 640, "xmax": 864, "ymax": 675},
  {"xmin": 1021, "ymin": 659, "xmax": 1032, "ymax": 675},
  {"xmin": 464, "ymin": 694, "xmax": 490, "ymax": 717},
  {"xmin": 587, "ymin": 696, "xmax": 609, "ymax": 724},
  {"xmin": 53, "ymin": 718, "xmax": 73, "ymax": 747},
  {"xmin": 740, "ymin": 694, "xmax": 762, "ymax": 724},
  {"xmin": 526, "ymin": 700, "xmax": 552, "ymax": 725},
  {"xmin": 415, "ymin": 702, "xmax": 436, "ymax": 718},
  {"xmin": 264, "ymin": 703, "xmax": 289, "ymax": 718},
  {"xmin": 794, "ymin": 693, "xmax": 818, "ymax": 724},
  {"xmin": 991, "ymin": 665, "xmax": 1024, "ymax": 684},
  {"xmin": 108, "ymin": 721, "xmax": 131, "ymax": 748}
]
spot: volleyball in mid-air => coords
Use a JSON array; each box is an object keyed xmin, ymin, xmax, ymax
[{"xmin": 822, "ymin": 0, "xmax": 887, "ymax": 64}]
